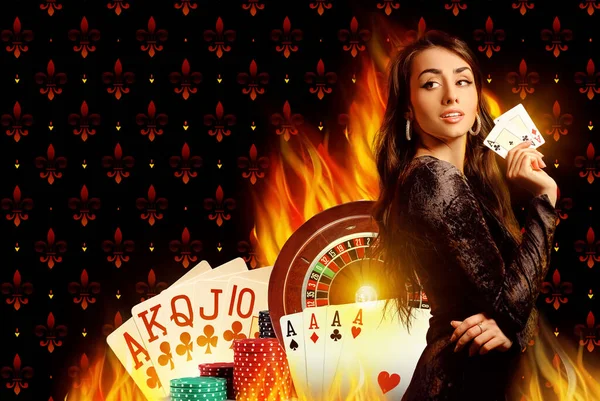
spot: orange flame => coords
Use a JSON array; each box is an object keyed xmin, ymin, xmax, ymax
[
  {"xmin": 252, "ymin": 16, "xmax": 600, "ymax": 401},
  {"xmin": 65, "ymin": 347, "xmax": 146, "ymax": 401}
]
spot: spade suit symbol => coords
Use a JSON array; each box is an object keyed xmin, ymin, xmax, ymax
[{"xmin": 290, "ymin": 339, "xmax": 298, "ymax": 351}]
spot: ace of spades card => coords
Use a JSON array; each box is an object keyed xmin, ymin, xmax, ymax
[
  {"xmin": 279, "ymin": 312, "xmax": 309, "ymax": 400},
  {"xmin": 106, "ymin": 260, "xmax": 213, "ymax": 400}
]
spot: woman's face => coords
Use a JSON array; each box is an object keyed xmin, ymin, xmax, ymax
[{"xmin": 408, "ymin": 47, "xmax": 478, "ymax": 141}]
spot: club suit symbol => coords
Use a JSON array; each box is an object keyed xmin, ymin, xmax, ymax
[{"xmin": 330, "ymin": 329, "xmax": 342, "ymax": 342}]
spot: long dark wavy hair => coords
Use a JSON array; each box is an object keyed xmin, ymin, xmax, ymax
[{"xmin": 370, "ymin": 30, "xmax": 524, "ymax": 331}]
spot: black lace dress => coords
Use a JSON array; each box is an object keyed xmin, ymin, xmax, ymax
[{"xmin": 398, "ymin": 156, "xmax": 558, "ymax": 401}]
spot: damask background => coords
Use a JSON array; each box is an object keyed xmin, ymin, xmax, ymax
[{"xmin": 1, "ymin": 1, "xmax": 599, "ymax": 400}]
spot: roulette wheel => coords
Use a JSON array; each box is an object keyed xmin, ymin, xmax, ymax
[{"xmin": 268, "ymin": 200, "xmax": 429, "ymax": 342}]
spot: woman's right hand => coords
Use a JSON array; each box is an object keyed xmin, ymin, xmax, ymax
[{"xmin": 506, "ymin": 141, "xmax": 557, "ymax": 206}]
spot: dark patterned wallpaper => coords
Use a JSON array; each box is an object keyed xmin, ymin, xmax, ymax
[{"xmin": 1, "ymin": 1, "xmax": 599, "ymax": 400}]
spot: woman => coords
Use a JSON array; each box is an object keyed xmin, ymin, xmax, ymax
[{"xmin": 371, "ymin": 30, "xmax": 558, "ymax": 400}]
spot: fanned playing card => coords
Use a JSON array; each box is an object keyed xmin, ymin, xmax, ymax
[
  {"xmin": 350, "ymin": 300, "xmax": 431, "ymax": 400},
  {"xmin": 322, "ymin": 304, "xmax": 350, "ymax": 399},
  {"xmin": 106, "ymin": 318, "xmax": 169, "ymax": 401},
  {"xmin": 302, "ymin": 306, "xmax": 327, "ymax": 401},
  {"xmin": 130, "ymin": 269, "xmax": 212, "ymax": 387},
  {"xmin": 216, "ymin": 270, "xmax": 272, "ymax": 359},
  {"xmin": 163, "ymin": 258, "xmax": 249, "ymax": 377},
  {"xmin": 485, "ymin": 103, "xmax": 544, "ymax": 158},
  {"xmin": 280, "ymin": 311, "xmax": 309, "ymax": 400},
  {"xmin": 107, "ymin": 260, "xmax": 212, "ymax": 400}
]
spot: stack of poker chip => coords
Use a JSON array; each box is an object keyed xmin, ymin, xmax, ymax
[
  {"xmin": 198, "ymin": 363, "xmax": 234, "ymax": 400},
  {"xmin": 233, "ymin": 338, "xmax": 292, "ymax": 401},
  {"xmin": 169, "ymin": 377, "xmax": 227, "ymax": 401},
  {"xmin": 258, "ymin": 310, "xmax": 276, "ymax": 338}
]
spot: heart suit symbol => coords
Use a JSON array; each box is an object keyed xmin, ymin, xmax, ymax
[
  {"xmin": 351, "ymin": 326, "xmax": 361, "ymax": 338},
  {"xmin": 378, "ymin": 371, "xmax": 401, "ymax": 394}
]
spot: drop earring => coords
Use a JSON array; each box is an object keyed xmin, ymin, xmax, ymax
[
  {"xmin": 405, "ymin": 119, "xmax": 412, "ymax": 141},
  {"xmin": 469, "ymin": 114, "xmax": 481, "ymax": 136}
]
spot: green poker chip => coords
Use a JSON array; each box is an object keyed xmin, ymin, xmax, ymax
[
  {"xmin": 170, "ymin": 377, "xmax": 226, "ymax": 389},
  {"xmin": 169, "ymin": 389, "xmax": 227, "ymax": 400},
  {"xmin": 170, "ymin": 386, "xmax": 226, "ymax": 394}
]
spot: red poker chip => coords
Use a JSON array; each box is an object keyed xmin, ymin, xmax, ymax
[
  {"xmin": 233, "ymin": 347, "xmax": 283, "ymax": 354},
  {"xmin": 199, "ymin": 369, "xmax": 233, "ymax": 375},
  {"xmin": 234, "ymin": 338, "xmax": 278, "ymax": 345},
  {"xmin": 233, "ymin": 358, "xmax": 286, "ymax": 364},
  {"xmin": 233, "ymin": 348, "xmax": 286, "ymax": 355},
  {"xmin": 237, "ymin": 372, "xmax": 290, "ymax": 381},
  {"xmin": 198, "ymin": 362, "xmax": 234, "ymax": 369}
]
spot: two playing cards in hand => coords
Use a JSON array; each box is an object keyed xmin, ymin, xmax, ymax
[
  {"xmin": 106, "ymin": 258, "xmax": 272, "ymax": 400},
  {"xmin": 483, "ymin": 103, "xmax": 545, "ymax": 158},
  {"xmin": 279, "ymin": 300, "xmax": 431, "ymax": 401}
]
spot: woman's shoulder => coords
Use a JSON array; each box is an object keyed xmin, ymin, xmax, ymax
[
  {"xmin": 404, "ymin": 156, "xmax": 473, "ymax": 214},
  {"xmin": 406, "ymin": 155, "xmax": 468, "ymax": 190}
]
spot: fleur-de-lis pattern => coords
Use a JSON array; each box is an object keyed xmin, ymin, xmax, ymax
[
  {"xmin": 2, "ymin": 185, "xmax": 33, "ymax": 227},
  {"xmin": 204, "ymin": 17, "xmax": 235, "ymax": 58},
  {"xmin": 1, "ymin": 270, "xmax": 33, "ymax": 311},
  {"xmin": 271, "ymin": 17, "xmax": 302, "ymax": 59},
  {"xmin": 0, "ymin": 354, "xmax": 33, "ymax": 395},
  {"xmin": 67, "ymin": 101, "xmax": 101, "ymax": 142},
  {"xmin": 169, "ymin": 227, "xmax": 202, "ymax": 268},
  {"xmin": 204, "ymin": 186, "xmax": 236, "ymax": 227},
  {"xmin": 102, "ymin": 143, "xmax": 135, "ymax": 184},
  {"xmin": 1, "ymin": 2, "xmax": 599, "ymax": 399},
  {"xmin": 540, "ymin": 269, "xmax": 573, "ymax": 310},
  {"xmin": 574, "ymin": 311, "xmax": 600, "ymax": 352},
  {"xmin": 68, "ymin": 185, "xmax": 101, "ymax": 226},
  {"xmin": 102, "ymin": 227, "xmax": 134, "ymax": 268},
  {"xmin": 1, "ymin": 101, "xmax": 33, "ymax": 142},
  {"xmin": 68, "ymin": 17, "xmax": 100, "ymax": 58},
  {"xmin": 35, "ymin": 60, "xmax": 67, "ymax": 101},
  {"xmin": 35, "ymin": 144, "xmax": 67, "ymax": 184},
  {"xmin": 68, "ymin": 269, "xmax": 101, "ymax": 310},
  {"xmin": 473, "ymin": 17, "xmax": 505, "ymax": 58},
  {"xmin": 102, "ymin": 59, "xmax": 135, "ymax": 100},
  {"xmin": 1, "ymin": 17, "xmax": 34, "ymax": 58},
  {"xmin": 506, "ymin": 59, "xmax": 539, "ymax": 100},
  {"xmin": 135, "ymin": 269, "xmax": 168, "ymax": 302},
  {"xmin": 338, "ymin": 17, "xmax": 371, "ymax": 58},
  {"xmin": 305, "ymin": 59, "xmax": 337, "ymax": 100},
  {"xmin": 136, "ymin": 17, "xmax": 168, "ymax": 58},
  {"xmin": 34, "ymin": 312, "xmax": 68, "ymax": 353},
  {"xmin": 136, "ymin": 185, "xmax": 168, "ymax": 226},
  {"xmin": 204, "ymin": 102, "xmax": 236, "ymax": 143},
  {"xmin": 237, "ymin": 144, "xmax": 269, "ymax": 185}
]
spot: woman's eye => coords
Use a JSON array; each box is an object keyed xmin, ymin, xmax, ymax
[{"xmin": 422, "ymin": 80, "xmax": 472, "ymax": 89}]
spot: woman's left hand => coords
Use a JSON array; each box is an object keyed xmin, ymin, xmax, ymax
[{"xmin": 449, "ymin": 312, "xmax": 513, "ymax": 356}]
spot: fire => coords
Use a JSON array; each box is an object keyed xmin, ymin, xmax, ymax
[
  {"xmin": 64, "ymin": 17, "xmax": 599, "ymax": 401},
  {"xmin": 65, "ymin": 347, "xmax": 146, "ymax": 401},
  {"xmin": 252, "ymin": 15, "xmax": 600, "ymax": 401}
]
